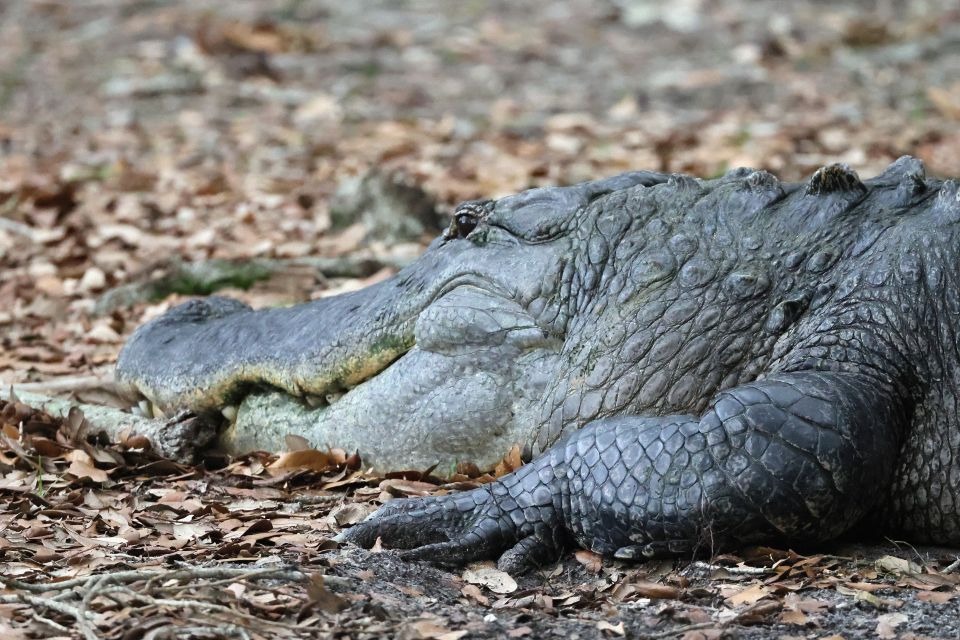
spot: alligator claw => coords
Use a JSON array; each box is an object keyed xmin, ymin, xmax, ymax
[{"xmin": 336, "ymin": 482, "xmax": 566, "ymax": 573}]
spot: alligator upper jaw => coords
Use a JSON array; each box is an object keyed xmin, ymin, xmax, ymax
[{"xmin": 115, "ymin": 273, "xmax": 424, "ymax": 417}]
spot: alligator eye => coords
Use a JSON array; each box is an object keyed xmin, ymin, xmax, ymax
[{"xmin": 454, "ymin": 212, "xmax": 478, "ymax": 237}]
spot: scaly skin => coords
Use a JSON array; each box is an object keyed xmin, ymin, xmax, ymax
[{"xmin": 119, "ymin": 156, "xmax": 960, "ymax": 567}]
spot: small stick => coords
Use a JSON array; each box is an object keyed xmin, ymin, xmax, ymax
[{"xmin": 0, "ymin": 566, "xmax": 305, "ymax": 594}]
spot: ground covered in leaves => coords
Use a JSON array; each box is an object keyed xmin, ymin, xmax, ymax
[
  {"xmin": 2, "ymin": 0, "xmax": 960, "ymax": 637},
  {"xmin": 1, "ymin": 398, "xmax": 959, "ymax": 639}
]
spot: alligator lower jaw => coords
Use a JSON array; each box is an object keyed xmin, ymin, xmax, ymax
[{"xmin": 129, "ymin": 339, "xmax": 414, "ymax": 423}]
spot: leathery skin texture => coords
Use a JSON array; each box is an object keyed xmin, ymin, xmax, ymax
[{"xmin": 120, "ymin": 156, "xmax": 960, "ymax": 569}]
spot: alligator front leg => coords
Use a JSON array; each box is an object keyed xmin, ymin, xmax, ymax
[{"xmin": 337, "ymin": 371, "xmax": 907, "ymax": 572}]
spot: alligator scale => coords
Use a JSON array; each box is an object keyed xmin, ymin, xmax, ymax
[{"xmin": 118, "ymin": 157, "xmax": 960, "ymax": 570}]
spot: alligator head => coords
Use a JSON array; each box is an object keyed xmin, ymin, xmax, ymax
[{"xmin": 115, "ymin": 172, "xmax": 668, "ymax": 470}]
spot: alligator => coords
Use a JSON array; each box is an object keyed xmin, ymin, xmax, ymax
[{"xmin": 117, "ymin": 156, "xmax": 960, "ymax": 571}]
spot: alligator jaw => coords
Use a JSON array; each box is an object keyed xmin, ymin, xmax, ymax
[{"xmin": 115, "ymin": 274, "xmax": 422, "ymax": 416}]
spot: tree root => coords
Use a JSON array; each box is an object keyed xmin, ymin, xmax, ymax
[
  {"xmin": 1, "ymin": 388, "xmax": 216, "ymax": 462},
  {"xmin": 0, "ymin": 566, "xmax": 311, "ymax": 639}
]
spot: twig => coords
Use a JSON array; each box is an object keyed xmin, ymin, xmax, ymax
[
  {"xmin": 12, "ymin": 370, "xmax": 119, "ymax": 397},
  {"xmin": 0, "ymin": 388, "xmax": 216, "ymax": 462},
  {"xmin": 143, "ymin": 623, "xmax": 254, "ymax": 640},
  {"xmin": 140, "ymin": 596, "xmax": 307, "ymax": 631},
  {"xmin": 646, "ymin": 621, "xmax": 720, "ymax": 639},
  {"xmin": 943, "ymin": 557, "xmax": 960, "ymax": 574},
  {"xmin": 100, "ymin": 584, "xmax": 307, "ymax": 633},
  {"xmin": 30, "ymin": 613, "xmax": 70, "ymax": 634},
  {"xmin": 1, "ymin": 592, "xmax": 100, "ymax": 640},
  {"xmin": 885, "ymin": 537, "xmax": 929, "ymax": 570},
  {"xmin": 1, "ymin": 566, "xmax": 314, "ymax": 639},
  {"xmin": 0, "ymin": 566, "xmax": 306, "ymax": 594},
  {"xmin": 687, "ymin": 561, "xmax": 770, "ymax": 575},
  {"xmin": 157, "ymin": 572, "xmax": 309, "ymax": 597}
]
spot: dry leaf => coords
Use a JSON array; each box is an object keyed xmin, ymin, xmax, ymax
[
  {"xmin": 380, "ymin": 478, "xmax": 437, "ymax": 497},
  {"xmin": 875, "ymin": 612, "xmax": 908, "ymax": 639},
  {"xmin": 172, "ymin": 522, "xmax": 213, "ymax": 541},
  {"xmin": 779, "ymin": 609, "xmax": 807, "ymax": 625},
  {"xmin": 875, "ymin": 555, "xmax": 923, "ymax": 576},
  {"xmin": 842, "ymin": 581, "xmax": 888, "ymax": 592},
  {"xmin": 725, "ymin": 582, "xmax": 772, "ymax": 606},
  {"xmin": 630, "ymin": 581, "xmax": 681, "ymax": 600},
  {"xmin": 331, "ymin": 503, "xmax": 375, "ymax": 526},
  {"xmin": 306, "ymin": 574, "xmax": 348, "ymax": 613},
  {"xmin": 596, "ymin": 620, "xmax": 625, "ymax": 636},
  {"xmin": 462, "ymin": 562, "xmax": 518, "ymax": 594},
  {"xmin": 405, "ymin": 619, "xmax": 467, "ymax": 640},
  {"xmin": 837, "ymin": 585, "xmax": 903, "ymax": 609},
  {"xmin": 66, "ymin": 450, "xmax": 109, "ymax": 482},
  {"xmin": 494, "ymin": 444, "xmax": 524, "ymax": 477},
  {"xmin": 268, "ymin": 449, "xmax": 334, "ymax": 473},
  {"xmin": 575, "ymin": 549, "xmax": 603, "ymax": 573},
  {"xmin": 680, "ymin": 630, "xmax": 725, "ymax": 640},
  {"xmin": 284, "ymin": 434, "xmax": 312, "ymax": 451},
  {"xmin": 916, "ymin": 590, "xmax": 956, "ymax": 604},
  {"xmin": 461, "ymin": 584, "xmax": 490, "ymax": 606}
]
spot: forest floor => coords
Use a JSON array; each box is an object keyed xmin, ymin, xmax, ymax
[{"xmin": 1, "ymin": 0, "xmax": 960, "ymax": 638}]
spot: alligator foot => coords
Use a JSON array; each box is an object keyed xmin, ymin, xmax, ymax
[{"xmin": 336, "ymin": 469, "xmax": 569, "ymax": 574}]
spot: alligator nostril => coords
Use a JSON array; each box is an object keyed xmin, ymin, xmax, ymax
[{"xmin": 454, "ymin": 212, "xmax": 478, "ymax": 237}]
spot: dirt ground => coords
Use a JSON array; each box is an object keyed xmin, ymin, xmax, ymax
[{"xmin": 1, "ymin": 0, "xmax": 960, "ymax": 638}]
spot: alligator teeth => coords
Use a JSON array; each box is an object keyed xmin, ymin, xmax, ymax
[
  {"xmin": 152, "ymin": 403, "xmax": 167, "ymax": 420},
  {"xmin": 137, "ymin": 399, "xmax": 153, "ymax": 419},
  {"xmin": 325, "ymin": 392, "xmax": 344, "ymax": 405},
  {"xmin": 221, "ymin": 405, "xmax": 238, "ymax": 423},
  {"xmin": 304, "ymin": 394, "xmax": 326, "ymax": 409},
  {"xmin": 131, "ymin": 401, "xmax": 147, "ymax": 418}
]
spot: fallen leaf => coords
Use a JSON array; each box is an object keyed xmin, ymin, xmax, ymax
[
  {"xmin": 875, "ymin": 612, "xmax": 908, "ymax": 639},
  {"xmin": 405, "ymin": 619, "xmax": 467, "ymax": 640},
  {"xmin": 461, "ymin": 584, "xmax": 490, "ymax": 606},
  {"xmin": 680, "ymin": 630, "xmax": 725, "ymax": 640},
  {"xmin": 268, "ymin": 449, "xmax": 335, "ymax": 473},
  {"xmin": 875, "ymin": 555, "xmax": 923, "ymax": 576},
  {"xmin": 379, "ymin": 478, "xmax": 437, "ymax": 497},
  {"xmin": 306, "ymin": 574, "xmax": 348, "ymax": 613},
  {"xmin": 172, "ymin": 522, "xmax": 214, "ymax": 541},
  {"xmin": 330, "ymin": 503, "xmax": 374, "ymax": 526},
  {"xmin": 916, "ymin": 590, "xmax": 956, "ymax": 604},
  {"xmin": 725, "ymin": 582, "xmax": 772, "ymax": 606},
  {"xmin": 575, "ymin": 549, "xmax": 602, "ymax": 573},
  {"xmin": 843, "ymin": 581, "xmax": 888, "ymax": 592},
  {"xmin": 837, "ymin": 585, "xmax": 903, "ymax": 609},
  {"xmin": 596, "ymin": 620, "xmax": 625, "ymax": 636},
  {"xmin": 66, "ymin": 451, "xmax": 109, "ymax": 483},
  {"xmin": 284, "ymin": 434, "xmax": 312, "ymax": 451},
  {"xmin": 630, "ymin": 581, "xmax": 681, "ymax": 600},
  {"xmin": 463, "ymin": 562, "xmax": 518, "ymax": 594},
  {"xmin": 779, "ymin": 609, "xmax": 807, "ymax": 625},
  {"xmin": 494, "ymin": 444, "xmax": 524, "ymax": 477}
]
